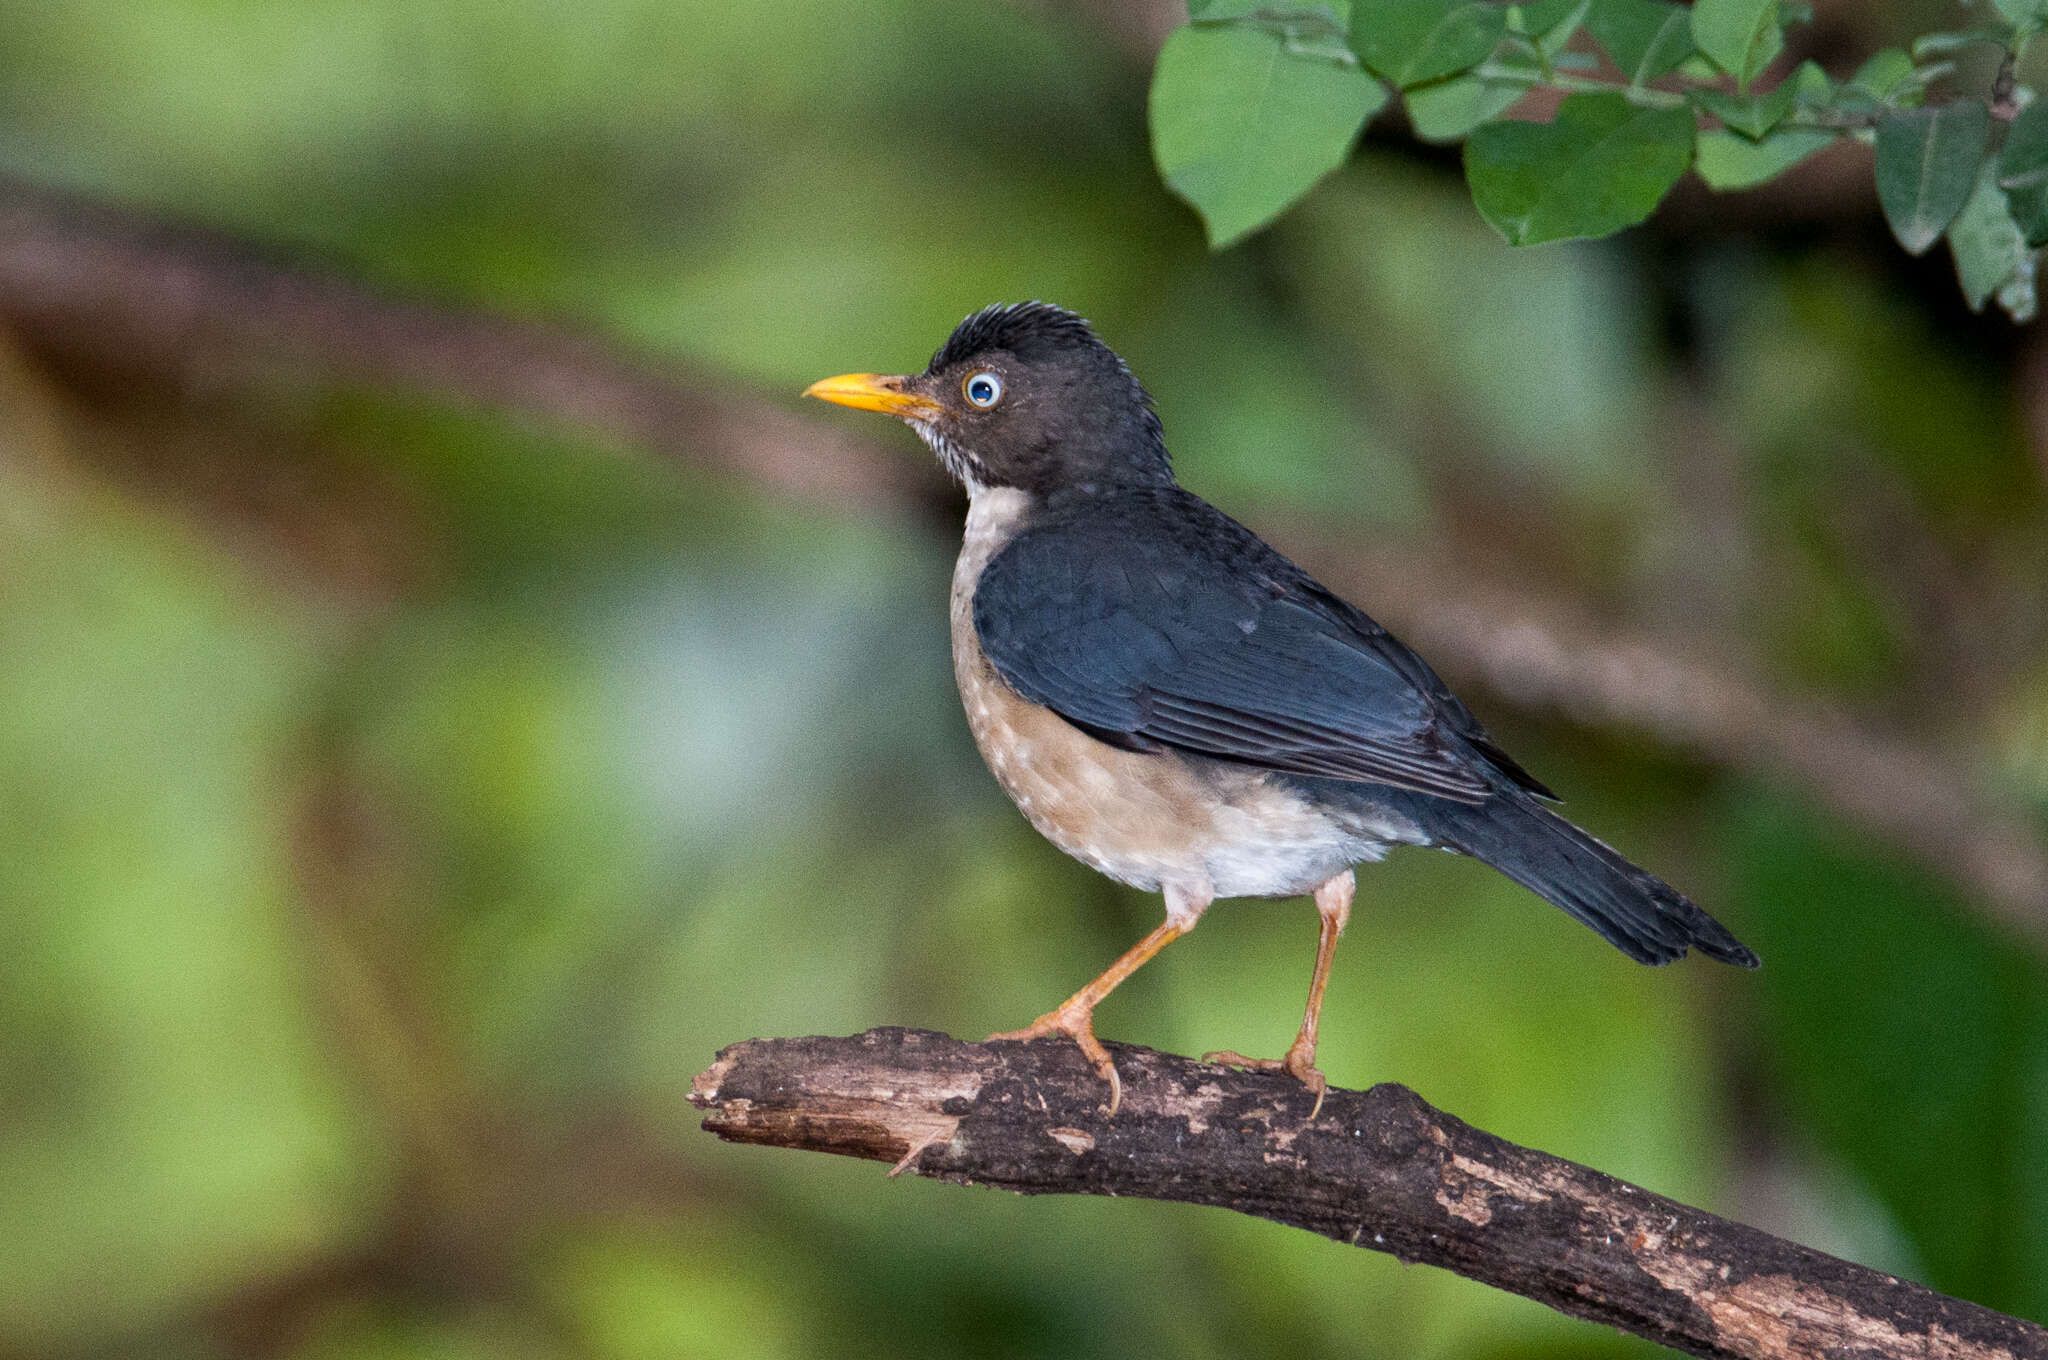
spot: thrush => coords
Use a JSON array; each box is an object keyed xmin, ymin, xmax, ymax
[{"xmin": 806, "ymin": 302, "xmax": 1756, "ymax": 1115}]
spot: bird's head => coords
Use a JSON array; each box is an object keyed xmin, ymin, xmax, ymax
[{"xmin": 804, "ymin": 302, "xmax": 1171, "ymax": 496}]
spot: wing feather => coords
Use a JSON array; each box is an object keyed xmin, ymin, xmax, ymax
[{"xmin": 972, "ymin": 490, "xmax": 1505, "ymax": 803}]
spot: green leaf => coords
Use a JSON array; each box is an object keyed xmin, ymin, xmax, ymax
[
  {"xmin": 1189, "ymin": 1, "xmax": 1356, "ymax": 60},
  {"xmin": 1405, "ymin": 73, "xmax": 1526, "ymax": 142},
  {"xmin": 1997, "ymin": 98, "xmax": 2048, "ymax": 191},
  {"xmin": 1151, "ymin": 26, "xmax": 1389, "ymax": 248},
  {"xmin": 1731, "ymin": 798, "xmax": 2048, "ymax": 1321},
  {"xmin": 1847, "ymin": 47, "xmax": 1914, "ymax": 100},
  {"xmin": 1949, "ymin": 161, "xmax": 2039, "ymax": 320},
  {"xmin": 1189, "ymin": 0, "xmax": 1348, "ymax": 23},
  {"xmin": 1690, "ymin": 0, "xmax": 1783, "ymax": 92},
  {"xmin": 1691, "ymin": 79, "xmax": 1797, "ymax": 139},
  {"xmin": 2005, "ymin": 180, "xmax": 2048, "ymax": 248},
  {"xmin": 1694, "ymin": 125, "xmax": 1835, "ymax": 189},
  {"xmin": 1993, "ymin": 0, "xmax": 2048, "ymax": 29},
  {"xmin": 2003, "ymin": 268, "xmax": 2045, "ymax": 323},
  {"xmin": 1898, "ymin": 62, "xmax": 1958, "ymax": 105},
  {"xmin": 1910, "ymin": 27, "xmax": 2014, "ymax": 60},
  {"xmin": 1509, "ymin": 0, "xmax": 1583, "ymax": 34},
  {"xmin": 1463, "ymin": 92, "xmax": 1694, "ymax": 244},
  {"xmin": 1585, "ymin": 0, "xmax": 1694, "ymax": 84},
  {"xmin": 1874, "ymin": 99, "xmax": 1990, "ymax": 255},
  {"xmin": 1351, "ymin": 0, "xmax": 1507, "ymax": 87},
  {"xmin": 1791, "ymin": 58, "xmax": 1832, "ymax": 105},
  {"xmin": 1524, "ymin": 0, "xmax": 1594, "ymax": 57},
  {"xmin": 1674, "ymin": 53, "xmax": 1721, "ymax": 81},
  {"xmin": 1999, "ymin": 101, "xmax": 2048, "ymax": 246}
]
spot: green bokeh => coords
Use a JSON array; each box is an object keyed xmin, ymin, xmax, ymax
[{"xmin": 0, "ymin": 1, "xmax": 2041, "ymax": 1356}]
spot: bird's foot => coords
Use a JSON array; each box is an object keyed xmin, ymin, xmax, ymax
[
  {"xmin": 1202, "ymin": 1043, "xmax": 1328, "ymax": 1119},
  {"xmin": 988, "ymin": 1004, "xmax": 1123, "ymax": 1115}
]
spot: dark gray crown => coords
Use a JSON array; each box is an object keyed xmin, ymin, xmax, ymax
[{"xmin": 929, "ymin": 301, "xmax": 1105, "ymax": 371}]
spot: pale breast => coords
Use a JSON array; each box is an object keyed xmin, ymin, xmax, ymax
[{"xmin": 949, "ymin": 487, "xmax": 1418, "ymax": 899}]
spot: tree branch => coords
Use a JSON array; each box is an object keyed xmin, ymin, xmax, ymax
[
  {"xmin": 692, "ymin": 1029, "xmax": 2046, "ymax": 1360},
  {"xmin": 1322, "ymin": 542, "xmax": 2048, "ymax": 949},
  {"xmin": 0, "ymin": 174, "xmax": 926, "ymax": 514}
]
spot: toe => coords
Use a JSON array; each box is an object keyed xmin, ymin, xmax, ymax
[
  {"xmin": 1293, "ymin": 1064, "xmax": 1328, "ymax": 1118},
  {"xmin": 1202, "ymin": 1049, "xmax": 1282, "ymax": 1072},
  {"xmin": 1282, "ymin": 1052, "xmax": 1328, "ymax": 1118},
  {"xmin": 989, "ymin": 1007, "xmax": 1123, "ymax": 1115},
  {"xmin": 1206, "ymin": 1049, "xmax": 1328, "ymax": 1116}
]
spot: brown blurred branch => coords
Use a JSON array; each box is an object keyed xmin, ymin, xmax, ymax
[
  {"xmin": 0, "ymin": 175, "xmax": 925, "ymax": 514},
  {"xmin": 1323, "ymin": 543, "xmax": 2048, "ymax": 948},
  {"xmin": 695, "ymin": 1029, "xmax": 2048, "ymax": 1360},
  {"xmin": 1, "ymin": 173, "xmax": 2043, "ymax": 943}
]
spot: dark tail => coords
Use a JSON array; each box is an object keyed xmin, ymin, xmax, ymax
[{"xmin": 1427, "ymin": 792, "xmax": 1758, "ymax": 968}]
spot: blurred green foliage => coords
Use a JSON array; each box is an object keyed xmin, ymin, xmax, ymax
[
  {"xmin": 1731, "ymin": 794, "xmax": 2048, "ymax": 1319},
  {"xmin": 0, "ymin": 1, "xmax": 2044, "ymax": 1357},
  {"xmin": 1152, "ymin": 0, "xmax": 2048, "ymax": 317}
]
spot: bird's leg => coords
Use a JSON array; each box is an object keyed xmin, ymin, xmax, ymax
[
  {"xmin": 1206, "ymin": 869, "xmax": 1354, "ymax": 1118},
  {"xmin": 989, "ymin": 881, "xmax": 1211, "ymax": 1115}
]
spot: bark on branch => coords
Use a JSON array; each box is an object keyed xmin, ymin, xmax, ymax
[{"xmin": 691, "ymin": 1028, "xmax": 2046, "ymax": 1360}]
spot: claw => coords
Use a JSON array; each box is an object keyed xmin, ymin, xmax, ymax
[
  {"xmin": 1298, "ymin": 1065, "xmax": 1328, "ymax": 1121},
  {"xmin": 986, "ymin": 916, "xmax": 1192, "ymax": 1118},
  {"xmin": 1203, "ymin": 1044, "xmax": 1328, "ymax": 1119},
  {"xmin": 990, "ymin": 1003, "xmax": 1123, "ymax": 1114}
]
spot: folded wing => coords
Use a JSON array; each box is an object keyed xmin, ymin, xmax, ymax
[{"xmin": 972, "ymin": 490, "xmax": 1537, "ymax": 804}]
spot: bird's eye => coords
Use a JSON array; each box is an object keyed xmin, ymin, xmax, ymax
[{"xmin": 963, "ymin": 370, "xmax": 1003, "ymax": 408}]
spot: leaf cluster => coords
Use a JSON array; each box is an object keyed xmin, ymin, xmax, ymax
[{"xmin": 1150, "ymin": 0, "xmax": 2048, "ymax": 321}]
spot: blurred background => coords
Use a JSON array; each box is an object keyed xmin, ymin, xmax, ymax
[{"xmin": 1, "ymin": 0, "xmax": 2045, "ymax": 1356}]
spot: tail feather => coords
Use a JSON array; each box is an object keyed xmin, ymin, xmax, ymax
[{"xmin": 1427, "ymin": 792, "xmax": 1758, "ymax": 968}]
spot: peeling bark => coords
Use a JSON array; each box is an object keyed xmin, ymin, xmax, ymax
[{"xmin": 691, "ymin": 1028, "xmax": 2047, "ymax": 1360}]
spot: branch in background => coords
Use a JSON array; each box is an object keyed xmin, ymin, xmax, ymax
[
  {"xmin": 0, "ymin": 174, "xmax": 2042, "ymax": 941},
  {"xmin": 693, "ymin": 1029, "xmax": 2048, "ymax": 1360},
  {"xmin": 1325, "ymin": 542, "xmax": 2048, "ymax": 951},
  {"xmin": 0, "ymin": 176, "xmax": 926, "ymax": 514}
]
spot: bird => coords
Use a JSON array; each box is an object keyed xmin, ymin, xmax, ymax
[{"xmin": 804, "ymin": 301, "xmax": 1757, "ymax": 1116}]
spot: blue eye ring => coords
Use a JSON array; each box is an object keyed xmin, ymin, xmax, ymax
[{"xmin": 963, "ymin": 370, "xmax": 1003, "ymax": 408}]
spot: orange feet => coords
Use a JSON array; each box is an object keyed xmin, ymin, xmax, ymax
[
  {"xmin": 990, "ymin": 999, "xmax": 1123, "ymax": 1114},
  {"xmin": 1203, "ymin": 1040, "xmax": 1329, "ymax": 1118},
  {"xmin": 1204, "ymin": 871, "xmax": 1354, "ymax": 1120},
  {"xmin": 988, "ymin": 914, "xmax": 1195, "ymax": 1117}
]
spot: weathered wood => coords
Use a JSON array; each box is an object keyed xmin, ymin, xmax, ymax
[{"xmin": 692, "ymin": 1028, "xmax": 2046, "ymax": 1360}]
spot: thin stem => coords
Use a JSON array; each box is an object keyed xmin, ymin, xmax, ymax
[
  {"xmin": 1783, "ymin": 108, "xmax": 1879, "ymax": 130},
  {"xmin": 1992, "ymin": 44, "xmax": 2020, "ymax": 120},
  {"xmin": 1467, "ymin": 62, "xmax": 1689, "ymax": 108}
]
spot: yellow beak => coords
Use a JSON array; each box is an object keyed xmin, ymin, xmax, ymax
[{"xmin": 802, "ymin": 372, "xmax": 945, "ymax": 420}]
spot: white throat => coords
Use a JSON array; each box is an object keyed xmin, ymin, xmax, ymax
[
  {"xmin": 911, "ymin": 420, "xmax": 986, "ymax": 493},
  {"xmin": 962, "ymin": 483, "xmax": 1033, "ymax": 547}
]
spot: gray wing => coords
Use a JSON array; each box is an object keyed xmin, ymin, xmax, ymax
[{"xmin": 971, "ymin": 491, "xmax": 1535, "ymax": 804}]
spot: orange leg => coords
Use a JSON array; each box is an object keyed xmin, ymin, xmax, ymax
[
  {"xmin": 1207, "ymin": 869, "xmax": 1354, "ymax": 1118},
  {"xmin": 990, "ymin": 884, "xmax": 1210, "ymax": 1115}
]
